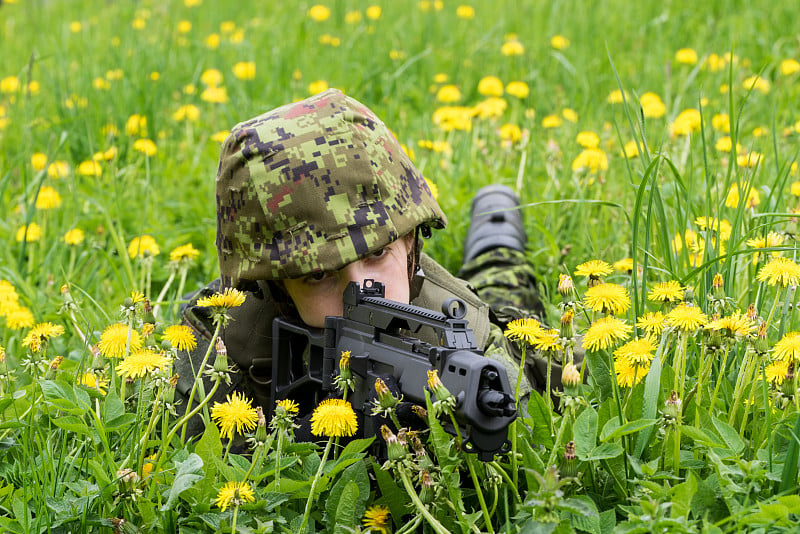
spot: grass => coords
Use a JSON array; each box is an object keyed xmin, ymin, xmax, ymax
[{"xmin": 2, "ymin": 0, "xmax": 800, "ymax": 532}]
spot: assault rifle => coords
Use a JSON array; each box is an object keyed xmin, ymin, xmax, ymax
[{"xmin": 271, "ymin": 279, "xmax": 517, "ymax": 461}]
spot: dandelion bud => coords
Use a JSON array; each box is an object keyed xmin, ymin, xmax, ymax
[
  {"xmin": 338, "ymin": 350, "xmax": 352, "ymax": 381},
  {"xmin": 141, "ymin": 323, "xmax": 155, "ymax": 339},
  {"xmin": 683, "ymin": 288, "xmax": 694, "ymax": 303},
  {"xmin": 560, "ymin": 309, "xmax": 574, "ymax": 339},
  {"xmin": 116, "ymin": 468, "xmax": 139, "ymax": 494},
  {"xmin": 746, "ymin": 304, "xmax": 758, "ymax": 323},
  {"xmin": 782, "ymin": 362, "xmax": 796, "ymax": 398},
  {"xmin": 374, "ymin": 378, "xmax": 399, "ymax": 410},
  {"xmin": 142, "ymin": 299, "xmax": 156, "ymax": 324},
  {"xmin": 753, "ymin": 322, "xmax": 769, "ymax": 354},
  {"xmin": 411, "ymin": 404, "xmax": 428, "ymax": 420},
  {"xmin": 163, "ymin": 374, "xmax": 177, "ymax": 405},
  {"xmin": 90, "ymin": 345, "xmax": 105, "ymax": 370},
  {"xmin": 419, "ymin": 470, "xmax": 436, "ymax": 503},
  {"xmin": 161, "ymin": 339, "xmax": 173, "ymax": 351},
  {"xmin": 49, "ymin": 355, "xmax": 64, "ymax": 370},
  {"xmin": 426, "ymin": 369, "xmax": 452, "ymax": 401},
  {"xmin": 712, "ymin": 273, "xmax": 725, "ymax": 298},
  {"xmin": 381, "ymin": 424, "xmax": 406, "ymax": 461},
  {"xmin": 123, "ymin": 297, "xmax": 134, "ymax": 308},
  {"xmin": 663, "ymin": 390, "xmax": 681, "ymax": 421},
  {"xmin": 254, "ymin": 406, "xmax": 268, "ymax": 444},
  {"xmin": 562, "ymin": 362, "xmax": 581, "ymax": 395},
  {"xmin": 558, "ymin": 274, "xmax": 574, "ymax": 297},
  {"xmin": 560, "ymin": 440, "xmax": 578, "ymax": 478},
  {"xmin": 213, "ymin": 338, "xmax": 228, "ymax": 372}
]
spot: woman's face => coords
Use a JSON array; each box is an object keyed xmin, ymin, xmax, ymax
[{"xmin": 283, "ymin": 234, "xmax": 414, "ymax": 328}]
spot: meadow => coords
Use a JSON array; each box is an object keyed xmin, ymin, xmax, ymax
[{"xmin": 2, "ymin": 0, "xmax": 800, "ymax": 531}]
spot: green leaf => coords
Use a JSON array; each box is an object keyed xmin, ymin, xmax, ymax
[
  {"xmin": 326, "ymin": 461, "xmax": 369, "ymax": 531},
  {"xmin": 780, "ymin": 410, "xmax": 800, "ymax": 493},
  {"xmin": 583, "ymin": 443, "xmax": 623, "ymax": 461},
  {"xmin": 669, "ymin": 472, "xmax": 698, "ymax": 519},
  {"xmin": 634, "ymin": 354, "xmax": 662, "ymax": 458},
  {"xmin": 573, "ymin": 406, "xmax": 598, "ymax": 460},
  {"xmin": 333, "ymin": 481, "xmax": 359, "ymax": 534},
  {"xmin": 161, "ymin": 453, "xmax": 204, "ymax": 511},
  {"xmin": 51, "ymin": 415, "xmax": 92, "ymax": 436},
  {"xmin": 585, "ymin": 351, "xmax": 613, "ymax": 401},
  {"xmin": 339, "ymin": 437, "xmax": 374, "ymax": 457},
  {"xmin": 526, "ymin": 390, "xmax": 555, "ymax": 448},
  {"xmin": 102, "ymin": 392, "xmax": 125, "ymax": 424},
  {"xmin": 600, "ymin": 419, "xmax": 657, "ymax": 442},
  {"xmin": 599, "ymin": 509, "xmax": 616, "ymax": 534},
  {"xmin": 560, "ymin": 495, "xmax": 600, "ymax": 534},
  {"xmin": 711, "ymin": 416, "xmax": 744, "ymax": 454},
  {"xmin": 680, "ymin": 426, "xmax": 723, "ymax": 447},
  {"xmin": 371, "ymin": 461, "xmax": 409, "ymax": 527},
  {"xmin": 39, "ymin": 379, "xmax": 81, "ymax": 414}
]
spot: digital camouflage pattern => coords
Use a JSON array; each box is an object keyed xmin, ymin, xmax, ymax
[{"xmin": 216, "ymin": 88, "xmax": 446, "ymax": 288}]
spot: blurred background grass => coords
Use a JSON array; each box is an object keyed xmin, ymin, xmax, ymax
[{"xmin": 2, "ymin": 0, "xmax": 799, "ymax": 330}]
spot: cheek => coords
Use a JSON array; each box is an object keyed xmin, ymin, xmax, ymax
[{"xmin": 283, "ymin": 283, "xmax": 344, "ymax": 328}]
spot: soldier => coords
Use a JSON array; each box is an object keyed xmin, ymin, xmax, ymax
[{"xmin": 175, "ymin": 88, "xmax": 561, "ymax": 440}]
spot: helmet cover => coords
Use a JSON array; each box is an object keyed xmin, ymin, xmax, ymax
[{"xmin": 216, "ymin": 89, "xmax": 446, "ymax": 288}]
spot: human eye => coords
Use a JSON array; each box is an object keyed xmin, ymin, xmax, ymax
[
  {"xmin": 303, "ymin": 271, "xmax": 331, "ymax": 284},
  {"xmin": 368, "ymin": 247, "xmax": 388, "ymax": 259}
]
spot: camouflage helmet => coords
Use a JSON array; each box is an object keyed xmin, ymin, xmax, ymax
[{"xmin": 216, "ymin": 89, "xmax": 446, "ymax": 289}]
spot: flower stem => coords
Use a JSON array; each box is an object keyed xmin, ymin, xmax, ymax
[
  {"xmin": 230, "ymin": 504, "xmax": 239, "ymax": 534},
  {"xmin": 449, "ymin": 412, "xmax": 493, "ymax": 533},
  {"xmin": 181, "ymin": 321, "xmax": 222, "ymax": 441},
  {"xmin": 511, "ymin": 344, "xmax": 528, "ymax": 489},
  {"xmin": 298, "ymin": 437, "xmax": 333, "ymax": 534},
  {"xmin": 398, "ymin": 468, "xmax": 450, "ymax": 534},
  {"xmin": 709, "ymin": 348, "xmax": 730, "ymax": 415}
]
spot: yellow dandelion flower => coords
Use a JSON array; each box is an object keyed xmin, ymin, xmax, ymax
[
  {"xmin": 22, "ymin": 322, "xmax": 65, "ymax": 352},
  {"xmin": 757, "ymin": 257, "xmax": 800, "ymax": 287},
  {"xmin": 201, "ymin": 68, "xmax": 223, "ymax": 87},
  {"xmin": 613, "ymin": 258, "xmax": 634, "ymax": 272},
  {"xmin": 169, "ymin": 243, "xmax": 200, "ymax": 262},
  {"xmin": 47, "ymin": 160, "xmax": 71, "ymax": 178},
  {"xmin": 232, "ymin": 61, "xmax": 256, "ymax": 81},
  {"xmin": 501, "ymin": 39, "xmax": 524, "ymax": 56},
  {"xmin": 477, "ymin": 76, "xmax": 504, "ymax": 97},
  {"xmin": 31, "ymin": 152, "xmax": 48, "ymax": 171},
  {"xmin": 5, "ymin": 306, "xmax": 35, "ymax": 330},
  {"xmin": 640, "ymin": 92, "xmax": 666, "ymax": 118},
  {"xmin": 607, "ymin": 89, "xmax": 627, "ymax": 104},
  {"xmin": 533, "ymin": 328, "xmax": 561, "ymax": 353},
  {"xmin": 675, "ymin": 48, "xmax": 698, "ymax": 65},
  {"xmin": 16, "ymin": 223, "xmax": 42, "ymax": 243},
  {"xmin": 307, "ymin": 4, "xmax": 331, "ymax": 21},
  {"xmin": 97, "ymin": 323, "xmax": 142, "ymax": 359},
  {"xmin": 584, "ymin": 282, "xmax": 631, "ymax": 315},
  {"xmin": 172, "ymin": 104, "xmax": 200, "ymax": 122},
  {"xmin": 670, "ymin": 108, "xmax": 702, "ymax": 137},
  {"xmin": 116, "ymin": 348, "xmax": 170, "ymax": 379},
  {"xmin": 214, "ymin": 481, "xmax": 255, "ymax": 512},
  {"xmin": 746, "ymin": 232, "xmax": 784, "ymax": 262},
  {"xmin": 424, "ymin": 178, "xmax": 438, "ymax": 200},
  {"xmin": 614, "ymin": 337, "xmax": 656, "ymax": 365},
  {"xmin": 562, "ymin": 108, "xmax": 578, "ymax": 123},
  {"xmin": 310, "ymin": 398, "xmax": 358, "ymax": 438},
  {"xmin": 77, "ymin": 160, "xmax": 102, "ymax": 177},
  {"xmin": 582, "ymin": 317, "xmax": 632, "ymax": 352},
  {"xmin": 35, "ymin": 186, "xmax": 62, "ymax": 210},
  {"xmin": 505, "ymin": 81, "xmax": 529, "ymax": 99},
  {"xmin": 576, "ymin": 131, "xmax": 600, "ymax": 149},
  {"xmin": 707, "ymin": 311, "xmax": 753, "ymax": 338},
  {"xmin": 63, "ymin": 228, "xmax": 85, "ymax": 246},
  {"xmin": 550, "ymin": 34, "xmax": 570, "ymax": 50},
  {"xmin": 621, "ymin": 140, "xmax": 640, "ymax": 159},
  {"xmin": 436, "ymin": 84, "xmax": 462, "ymax": 103},
  {"xmin": 773, "ymin": 332, "xmax": 800, "ymax": 363},
  {"xmin": 743, "ymin": 75, "xmax": 770, "ymax": 94},
  {"xmin": 648, "ymin": 281, "xmax": 684, "ymax": 304},
  {"xmin": 456, "ymin": 5, "xmax": 475, "ymax": 19},
  {"xmin": 307, "ymin": 80, "xmax": 329, "ymax": 95},
  {"xmin": 725, "ymin": 183, "xmax": 760, "ymax": 209},
  {"xmin": 499, "ymin": 123, "xmax": 523, "ymax": 144},
  {"xmin": 362, "ymin": 505, "xmax": 391, "ymax": 533},
  {"xmin": 765, "ymin": 359, "xmax": 790, "ymax": 385},
  {"xmin": 201, "ymin": 86, "xmax": 229, "ymax": 104},
  {"xmin": 695, "ymin": 216, "xmax": 732, "ymax": 241},
  {"xmin": 780, "ymin": 59, "xmax": 800, "ymax": 76},
  {"xmin": 196, "ymin": 288, "xmax": 247, "ymax": 309},
  {"xmin": 637, "ymin": 311, "xmax": 666, "ymax": 337},
  {"xmin": 79, "ymin": 372, "xmax": 108, "ymax": 394},
  {"xmin": 276, "ymin": 398, "xmax": 300, "ymax": 414},
  {"xmin": 132, "ymin": 138, "xmax": 158, "ymax": 157},
  {"xmin": 574, "ymin": 260, "xmax": 613, "ymax": 279},
  {"xmin": 541, "ymin": 114, "xmax": 562, "ymax": 129},
  {"xmin": 472, "ymin": 97, "xmax": 507, "ymax": 120},
  {"xmin": 711, "ymin": 113, "xmax": 730, "ymax": 133},
  {"xmin": 665, "ymin": 304, "xmax": 707, "ymax": 332},
  {"xmin": 128, "ymin": 235, "xmax": 160, "ymax": 259},
  {"xmin": 615, "ymin": 356, "xmax": 650, "ymax": 388},
  {"xmin": 211, "ymin": 391, "xmax": 259, "ymax": 439},
  {"xmin": 211, "ymin": 130, "xmax": 230, "ymax": 143},
  {"xmin": 572, "ymin": 148, "xmax": 609, "ymax": 173},
  {"xmin": 163, "ymin": 325, "xmax": 197, "ymax": 352},
  {"xmin": 504, "ymin": 317, "xmax": 543, "ymax": 347}
]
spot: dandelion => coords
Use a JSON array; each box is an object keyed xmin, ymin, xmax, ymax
[
  {"xmin": 505, "ymin": 81, "xmax": 529, "ymax": 98},
  {"xmin": 436, "ymin": 84, "xmax": 462, "ymax": 103},
  {"xmin": 743, "ymin": 75, "xmax": 770, "ymax": 94},
  {"xmin": 780, "ymin": 59, "xmax": 800, "ymax": 76},
  {"xmin": 584, "ymin": 282, "xmax": 631, "ymax": 315},
  {"xmin": 473, "ymin": 97, "xmax": 507, "ymax": 119},
  {"xmin": 614, "ymin": 337, "xmax": 656, "ymax": 365},
  {"xmin": 541, "ymin": 114, "xmax": 562, "ymax": 128},
  {"xmin": 163, "ymin": 325, "xmax": 197, "ymax": 352},
  {"xmin": 232, "ymin": 61, "xmax": 256, "ymax": 81},
  {"xmin": 773, "ymin": 332, "xmax": 800, "ymax": 363},
  {"xmin": 275, "ymin": 399, "xmax": 299, "ymax": 415},
  {"xmin": 504, "ymin": 317, "xmax": 543, "ymax": 347},
  {"xmin": 35, "ymin": 186, "xmax": 62, "ymax": 209},
  {"xmin": 499, "ymin": 123, "xmax": 523, "ymax": 144},
  {"xmin": 695, "ymin": 216, "xmax": 732, "ymax": 241},
  {"xmin": 765, "ymin": 359, "xmax": 790, "ymax": 385},
  {"xmin": 576, "ymin": 131, "xmax": 600, "ymax": 149},
  {"xmin": 607, "ymin": 89, "xmax": 627, "ymax": 104},
  {"xmin": 201, "ymin": 86, "xmax": 229, "ymax": 103},
  {"xmin": 707, "ymin": 312, "xmax": 753, "ymax": 338},
  {"xmin": 640, "ymin": 92, "xmax": 666, "ymax": 118},
  {"xmin": 116, "ymin": 348, "xmax": 170, "ymax": 379},
  {"xmin": 22, "ymin": 322, "xmax": 65, "ymax": 353},
  {"xmin": 214, "ymin": 481, "xmax": 255, "ymax": 512},
  {"xmin": 169, "ymin": 243, "xmax": 200, "ymax": 262},
  {"xmin": 310, "ymin": 398, "xmax": 358, "ymax": 437},
  {"xmin": 132, "ymin": 138, "xmax": 157, "ymax": 157},
  {"xmin": 613, "ymin": 258, "xmax": 634, "ymax": 272},
  {"xmin": 196, "ymin": 288, "xmax": 246, "ymax": 309},
  {"xmin": 746, "ymin": 232, "xmax": 784, "ymax": 262},
  {"xmin": 97, "ymin": 323, "xmax": 142, "ymax": 359},
  {"xmin": 725, "ymin": 183, "xmax": 761, "ymax": 209},
  {"xmin": 477, "ymin": 76, "xmax": 504, "ymax": 97},
  {"xmin": 756, "ymin": 257, "xmax": 800, "ymax": 287},
  {"xmin": 171, "ymin": 104, "xmax": 200, "ymax": 122},
  {"xmin": 79, "ymin": 372, "xmax": 108, "ymax": 394},
  {"xmin": 212, "ymin": 391, "xmax": 260, "ymax": 439},
  {"xmin": 675, "ymin": 48, "xmax": 698, "ymax": 65},
  {"xmin": 77, "ymin": 160, "xmax": 102, "ymax": 177},
  {"xmin": 47, "ymin": 160, "xmax": 70, "ymax": 178},
  {"xmin": 307, "ymin": 4, "xmax": 331, "ymax": 21},
  {"xmin": 362, "ymin": 505, "xmax": 391, "ymax": 533},
  {"xmin": 5, "ymin": 306, "xmax": 35, "ymax": 330},
  {"xmin": 582, "ymin": 317, "xmax": 632, "ymax": 352},
  {"xmin": 501, "ymin": 39, "xmax": 524, "ymax": 56},
  {"xmin": 456, "ymin": 5, "xmax": 475, "ymax": 18},
  {"xmin": 307, "ymin": 80, "xmax": 329, "ymax": 95},
  {"xmin": 648, "ymin": 281, "xmax": 684, "ymax": 304},
  {"xmin": 550, "ymin": 34, "xmax": 570, "ymax": 50},
  {"xmin": 562, "ymin": 108, "xmax": 578, "ymax": 123},
  {"xmin": 615, "ymin": 357, "xmax": 650, "ymax": 388},
  {"xmin": 128, "ymin": 235, "xmax": 160, "ymax": 259},
  {"xmin": 574, "ymin": 260, "xmax": 612, "ymax": 279},
  {"xmin": 31, "ymin": 152, "xmax": 48, "ymax": 171},
  {"xmin": 670, "ymin": 108, "xmax": 702, "ymax": 137},
  {"xmin": 711, "ymin": 113, "xmax": 730, "ymax": 133},
  {"xmin": 665, "ymin": 304, "xmax": 707, "ymax": 332},
  {"xmin": 637, "ymin": 311, "xmax": 666, "ymax": 338},
  {"xmin": 16, "ymin": 223, "xmax": 42, "ymax": 243}
]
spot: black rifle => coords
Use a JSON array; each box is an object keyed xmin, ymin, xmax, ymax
[{"xmin": 271, "ymin": 280, "xmax": 517, "ymax": 461}]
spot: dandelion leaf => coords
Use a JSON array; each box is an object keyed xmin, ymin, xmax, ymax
[
  {"xmin": 560, "ymin": 495, "xmax": 601, "ymax": 533},
  {"xmin": 526, "ymin": 389, "xmax": 554, "ymax": 448},
  {"xmin": 161, "ymin": 453, "xmax": 204, "ymax": 511},
  {"xmin": 370, "ymin": 460, "xmax": 409, "ymax": 527},
  {"xmin": 332, "ymin": 481, "xmax": 359, "ymax": 534},
  {"xmin": 326, "ymin": 461, "xmax": 369, "ymax": 531},
  {"xmin": 711, "ymin": 416, "xmax": 744, "ymax": 454},
  {"xmin": 585, "ymin": 352, "xmax": 613, "ymax": 401},
  {"xmin": 573, "ymin": 406, "xmax": 598, "ymax": 460}
]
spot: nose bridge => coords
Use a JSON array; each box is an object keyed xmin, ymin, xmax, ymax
[{"xmin": 341, "ymin": 259, "xmax": 369, "ymax": 286}]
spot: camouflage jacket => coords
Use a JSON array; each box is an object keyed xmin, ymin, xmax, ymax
[{"xmin": 175, "ymin": 253, "xmax": 555, "ymax": 439}]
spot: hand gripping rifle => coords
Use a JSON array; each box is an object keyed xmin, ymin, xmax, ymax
[{"xmin": 271, "ymin": 279, "xmax": 517, "ymax": 461}]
